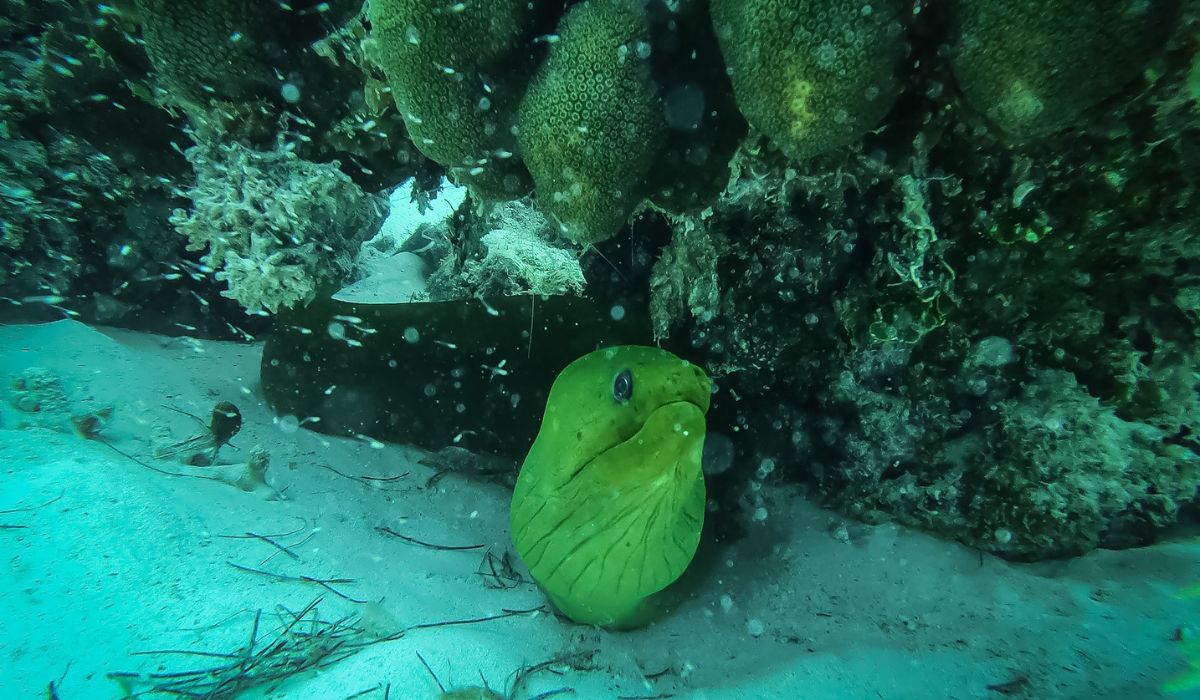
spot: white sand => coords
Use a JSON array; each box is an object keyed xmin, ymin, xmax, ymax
[{"xmin": 0, "ymin": 320, "xmax": 1196, "ymax": 699}]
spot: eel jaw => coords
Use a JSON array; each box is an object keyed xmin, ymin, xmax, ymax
[{"xmin": 568, "ymin": 399, "xmax": 707, "ymax": 483}]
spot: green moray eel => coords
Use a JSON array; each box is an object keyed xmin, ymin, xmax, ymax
[{"xmin": 509, "ymin": 345, "xmax": 711, "ymax": 628}]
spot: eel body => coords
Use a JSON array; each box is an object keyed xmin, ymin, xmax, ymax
[{"xmin": 510, "ymin": 345, "xmax": 711, "ymax": 628}]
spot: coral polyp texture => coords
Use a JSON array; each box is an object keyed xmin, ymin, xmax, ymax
[
  {"xmin": 708, "ymin": 0, "xmax": 906, "ymax": 160},
  {"xmin": 948, "ymin": 0, "xmax": 1183, "ymax": 140},
  {"xmin": 517, "ymin": 0, "xmax": 667, "ymax": 246},
  {"xmin": 134, "ymin": 0, "xmax": 276, "ymax": 106},
  {"xmin": 134, "ymin": 0, "xmax": 364, "ymax": 110},
  {"xmin": 368, "ymin": 0, "xmax": 534, "ymax": 197}
]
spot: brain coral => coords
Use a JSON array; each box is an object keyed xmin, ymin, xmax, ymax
[
  {"xmin": 948, "ymin": 0, "xmax": 1181, "ymax": 140},
  {"xmin": 517, "ymin": 0, "xmax": 667, "ymax": 245},
  {"xmin": 368, "ymin": 0, "xmax": 533, "ymax": 197},
  {"xmin": 708, "ymin": 0, "xmax": 905, "ymax": 161}
]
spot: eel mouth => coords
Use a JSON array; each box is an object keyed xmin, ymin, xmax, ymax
[{"xmin": 567, "ymin": 399, "xmax": 707, "ymax": 482}]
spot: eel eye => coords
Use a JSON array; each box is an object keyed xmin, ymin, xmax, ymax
[{"xmin": 612, "ymin": 368, "xmax": 633, "ymax": 403}]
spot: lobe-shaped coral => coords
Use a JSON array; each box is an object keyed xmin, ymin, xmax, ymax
[
  {"xmin": 947, "ymin": 0, "xmax": 1181, "ymax": 140},
  {"xmin": 709, "ymin": 0, "xmax": 905, "ymax": 160},
  {"xmin": 368, "ymin": 0, "xmax": 534, "ymax": 197},
  {"xmin": 517, "ymin": 0, "xmax": 667, "ymax": 245}
]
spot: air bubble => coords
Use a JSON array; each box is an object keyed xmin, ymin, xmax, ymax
[{"xmin": 280, "ymin": 83, "xmax": 301, "ymax": 103}]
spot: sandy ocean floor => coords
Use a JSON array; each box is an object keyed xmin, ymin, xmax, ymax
[{"xmin": 0, "ymin": 319, "xmax": 1197, "ymax": 699}]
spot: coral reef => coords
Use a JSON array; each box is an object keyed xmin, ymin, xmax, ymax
[
  {"xmin": 649, "ymin": 225, "xmax": 722, "ymax": 340},
  {"xmin": 133, "ymin": 0, "xmax": 281, "ymax": 107},
  {"xmin": 659, "ymin": 2, "xmax": 1200, "ymax": 558},
  {"xmin": 132, "ymin": 0, "xmax": 367, "ymax": 115},
  {"xmin": 1, "ymin": 135, "xmax": 92, "ymax": 297},
  {"xmin": 518, "ymin": 0, "xmax": 667, "ymax": 245},
  {"xmin": 709, "ymin": 0, "xmax": 905, "ymax": 160},
  {"xmin": 948, "ymin": 0, "xmax": 1182, "ymax": 140},
  {"xmin": 462, "ymin": 227, "xmax": 586, "ymax": 299},
  {"xmin": 8, "ymin": 367, "xmax": 72, "ymax": 425},
  {"xmin": 171, "ymin": 141, "xmax": 386, "ymax": 313},
  {"xmin": 978, "ymin": 370, "xmax": 1195, "ymax": 557},
  {"xmin": 0, "ymin": 2, "xmax": 186, "ymax": 309},
  {"xmin": 1, "ymin": 0, "xmax": 1196, "ymax": 563},
  {"xmin": 367, "ymin": 0, "xmax": 534, "ymax": 197},
  {"xmin": 421, "ymin": 199, "xmax": 585, "ymax": 301},
  {"xmin": 364, "ymin": 0, "xmax": 744, "ymax": 244}
]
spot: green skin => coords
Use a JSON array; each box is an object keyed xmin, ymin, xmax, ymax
[{"xmin": 510, "ymin": 346, "xmax": 711, "ymax": 628}]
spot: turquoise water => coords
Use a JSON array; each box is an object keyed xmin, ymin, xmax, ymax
[{"xmin": 1, "ymin": 1, "xmax": 1198, "ymax": 698}]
